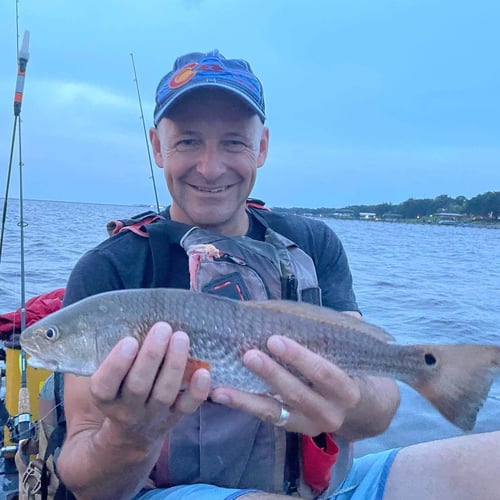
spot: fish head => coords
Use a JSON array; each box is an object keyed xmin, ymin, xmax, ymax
[{"xmin": 20, "ymin": 306, "xmax": 99, "ymax": 376}]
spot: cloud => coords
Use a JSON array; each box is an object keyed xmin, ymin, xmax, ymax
[
  {"xmin": 34, "ymin": 78, "xmax": 135, "ymax": 111},
  {"xmin": 17, "ymin": 77, "xmax": 144, "ymax": 146}
]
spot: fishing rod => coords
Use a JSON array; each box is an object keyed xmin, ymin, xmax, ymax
[
  {"xmin": 15, "ymin": 30, "xmax": 32, "ymax": 444},
  {"xmin": 0, "ymin": 29, "xmax": 34, "ymax": 448},
  {"xmin": 130, "ymin": 52, "xmax": 161, "ymax": 213}
]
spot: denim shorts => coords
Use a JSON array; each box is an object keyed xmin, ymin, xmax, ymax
[
  {"xmin": 134, "ymin": 484, "xmax": 258, "ymax": 500},
  {"xmin": 134, "ymin": 448, "xmax": 399, "ymax": 500},
  {"xmin": 330, "ymin": 448, "xmax": 399, "ymax": 499}
]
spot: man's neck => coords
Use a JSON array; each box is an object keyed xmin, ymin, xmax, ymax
[{"xmin": 167, "ymin": 206, "xmax": 249, "ymax": 236}]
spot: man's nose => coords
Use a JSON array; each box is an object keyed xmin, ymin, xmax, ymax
[{"xmin": 196, "ymin": 143, "xmax": 226, "ymax": 180}]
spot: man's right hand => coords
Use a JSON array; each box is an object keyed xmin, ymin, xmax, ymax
[
  {"xmin": 89, "ymin": 322, "xmax": 211, "ymax": 448},
  {"xmin": 58, "ymin": 322, "xmax": 211, "ymax": 499}
]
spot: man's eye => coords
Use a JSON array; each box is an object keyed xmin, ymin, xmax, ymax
[
  {"xmin": 222, "ymin": 140, "xmax": 246, "ymax": 153},
  {"xmin": 175, "ymin": 139, "xmax": 200, "ymax": 152}
]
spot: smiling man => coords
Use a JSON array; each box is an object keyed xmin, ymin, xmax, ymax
[
  {"xmin": 150, "ymin": 88, "xmax": 268, "ymax": 235},
  {"xmin": 56, "ymin": 50, "xmax": 500, "ymax": 500}
]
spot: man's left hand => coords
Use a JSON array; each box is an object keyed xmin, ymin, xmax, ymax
[{"xmin": 211, "ymin": 334, "xmax": 364, "ymax": 437}]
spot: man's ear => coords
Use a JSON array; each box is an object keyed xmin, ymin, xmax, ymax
[
  {"xmin": 257, "ymin": 126, "xmax": 270, "ymax": 168},
  {"xmin": 149, "ymin": 127, "xmax": 164, "ymax": 168}
]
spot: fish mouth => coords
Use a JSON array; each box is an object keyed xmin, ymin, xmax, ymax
[{"xmin": 27, "ymin": 355, "xmax": 58, "ymax": 372}]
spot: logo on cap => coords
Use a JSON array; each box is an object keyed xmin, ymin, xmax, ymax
[
  {"xmin": 168, "ymin": 62, "xmax": 227, "ymax": 89},
  {"xmin": 169, "ymin": 63, "xmax": 199, "ymax": 89}
]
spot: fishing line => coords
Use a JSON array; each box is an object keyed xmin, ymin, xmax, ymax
[
  {"xmin": 35, "ymin": 400, "xmax": 64, "ymax": 427},
  {"xmin": 0, "ymin": 120, "xmax": 19, "ymax": 263},
  {"xmin": 130, "ymin": 52, "xmax": 161, "ymax": 213}
]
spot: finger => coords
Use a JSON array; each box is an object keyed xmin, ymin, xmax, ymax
[
  {"xmin": 148, "ymin": 330, "xmax": 192, "ymax": 408},
  {"xmin": 267, "ymin": 335, "xmax": 359, "ymax": 405},
  {"xmin": 242, "ymin": 349, "xmax": 318, "ymax": 406},
  {"xmin": 211, "ymin": 385, "xmax": 327, "ymax": 434},
  {"xmin": 240, "ymin": 349, "xmax": 355, "ymax": 434},
  {"xmin": 211, "ymin": 387, "xmax": 290, "ymax": 426},
  {"xmin": 90, "ymin": 336, "xmax": 139, "ymax": 403},
  {"xmin": 121, "ymin": 322, "xmax": 173, "ymax": 405},
  {"xmin": 173, "ymin": 368, "xmax": 211, "ymax": 414},
  {"xmin": 244, "ymin": 349, "xmax": 330, "ymax": 411}
]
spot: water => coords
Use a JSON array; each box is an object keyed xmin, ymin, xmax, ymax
[
  {"xmin": 1, "ymin": 199, "xmax": 499, "ymax": 457},
  {"xmin": 0, "ymin": 199, "xmax": 153, "ymax": 310},
  {"xmin": 326, "ymin": 218, "xmax": 500, "ymax": 455}
]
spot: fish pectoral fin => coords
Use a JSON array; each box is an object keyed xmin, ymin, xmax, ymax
[
  {"xmin": 182, "ymin": 358, "xmax": 211, "ymax": 384},
  {"xmin": 246, "ymin": 300, "xmax": 395, "ymax": 342}
]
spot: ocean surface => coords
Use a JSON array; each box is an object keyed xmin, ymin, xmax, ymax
[{"xmin": 0, "ymin": 198, "xmax": 499, "ymax": 458}]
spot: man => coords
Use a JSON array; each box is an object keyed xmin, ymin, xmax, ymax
[{"xmin": 57, "ymin": 50, "xmax": 499, "ymax": 500}]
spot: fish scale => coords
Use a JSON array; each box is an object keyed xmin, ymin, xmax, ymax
[{"xmin": 20, "ymin": 288, "xmax": 500, "ymax": 431}]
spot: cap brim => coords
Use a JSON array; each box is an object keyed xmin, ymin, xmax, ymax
[{"xmin": 154, "ymin": 82, "xmax": 265, "ymax": 125}]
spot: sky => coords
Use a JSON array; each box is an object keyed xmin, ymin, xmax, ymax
[{"xmin": 0, "ymin": 0, "xmax": 499, "ymax": 209}]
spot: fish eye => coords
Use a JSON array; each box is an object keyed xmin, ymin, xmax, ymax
[
  {"xmin": 424, "ymin": 353, "xmax": 437, "ymax": 366},
  {"xmin": 45, "ymin": 327, "xmax": 60, "ymax": 341}
]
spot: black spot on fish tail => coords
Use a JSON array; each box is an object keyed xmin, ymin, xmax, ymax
[{"xmin": 424, "ymin": 353, "xmax": 437, "ymax": 366}]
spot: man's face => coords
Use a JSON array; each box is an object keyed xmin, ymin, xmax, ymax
[{"xmin": 150, "ymin": 89, "xmax": 269, "ymax": 235}]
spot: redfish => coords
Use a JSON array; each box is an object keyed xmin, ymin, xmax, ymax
[{"xmin": 20, "ymin": 288, "xmax": 500, "ymax": 431}]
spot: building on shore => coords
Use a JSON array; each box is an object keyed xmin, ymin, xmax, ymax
[
  {"xmin": 359, "ymin": 212, "xmax": 378, "ymax": 220},
  {"xmin": 435, "ymin": 212, "xmax": 468, "ymax": 225}
]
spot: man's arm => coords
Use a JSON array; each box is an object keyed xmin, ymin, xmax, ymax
[
  {"xmin": 57, "ymin": 323, "xmax": 211, "ymax": 500},
  {"xmin": 332, "ymin": 310, "xmax": 400, "ymax": 440}
]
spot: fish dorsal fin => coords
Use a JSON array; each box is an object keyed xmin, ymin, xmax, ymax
[{"xmin": 246, "ymin": 300, "xmax": 395, "ymax": 343}]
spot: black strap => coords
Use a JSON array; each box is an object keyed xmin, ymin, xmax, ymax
[
  {"xmin": 36, "ymin": 422, "xmax": 75, "ymax": 500},
  {"xmin": 53, "ymin": 372, "xmax": 65, "ymax": 425},
  {"xmin": 146, "ymin": 219, "xmax": 192, "ymax": 287}
]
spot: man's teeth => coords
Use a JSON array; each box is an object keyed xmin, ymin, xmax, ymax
[{"xmin": 196, "ymin": 186, "xmax": 228, "ymax": 193}]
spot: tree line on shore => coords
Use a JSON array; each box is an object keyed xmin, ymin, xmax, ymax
[{"xmin": 273, "ymin": 191, "xmax": 499, "ymax": 221}]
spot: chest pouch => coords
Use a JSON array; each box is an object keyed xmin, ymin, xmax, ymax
[{"xmin": 180, "ymin": 226, "xmax": 321, "ymax": 304}]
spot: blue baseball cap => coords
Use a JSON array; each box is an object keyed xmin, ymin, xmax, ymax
[{"xmin": 153, "ymin": 50, "xmax": 266, "ymax": 126}]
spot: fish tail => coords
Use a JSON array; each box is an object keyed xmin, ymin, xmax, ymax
[{"xmin": 409, "ymin": 344, "xmax": 500, "ymax": 431}]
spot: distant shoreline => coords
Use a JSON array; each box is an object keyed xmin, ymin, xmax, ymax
[
  {"xmin": 274, "ymin": 210, "xmax": 500, "ymax": 229},
  {"xmin": 271, "ymin": 191, "xmax": 499, "ymax": 228}
]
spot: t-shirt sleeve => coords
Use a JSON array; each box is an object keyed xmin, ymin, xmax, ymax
[
  {"xmin": 63, "ymin": 229, "xmax": 155, "ymax": 308},
  {"xmin": 62, "ymin": 248, "xmax": 124, "ymax": 307},
  {"xmin": 290, "ymin": 217, "xmax": 360, "ymax": 313},
  {"xmin": 316, "ymin": 229, "xmax": 360, "ymax": 313},
  {"xmin": 262, "ymin": 212, "xmax": 360, "ymax": 313}
]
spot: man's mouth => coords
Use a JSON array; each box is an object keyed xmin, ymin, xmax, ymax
[{"xmin": 190, "ymin": 184, "xmax": 232, "ymax": 193}]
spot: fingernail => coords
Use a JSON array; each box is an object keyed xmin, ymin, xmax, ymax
[
  {"xmin": 268, "ymin": 335, "xmax": 286, "ymax": 356},
  {"xmin": 172, "ymin": 332, "xmax": 188, "ymax": 352},
  {"xmin": 212, "ymin": 392, "xmax": 231, "ymax": 405},
  {"xmin": 196, "ymin": 370, "xmax": 211, "ymax": 392},
  {"xmin": 120, "ymin": 337, "xmax": 138, "ymax": 357},
  {"xmin": 152, "ymin": 324, "xmax": 169, "ymax": 345},
  {"xmin": 244, "ymin": 351, "xmax": 264, "ymax": 370}
]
